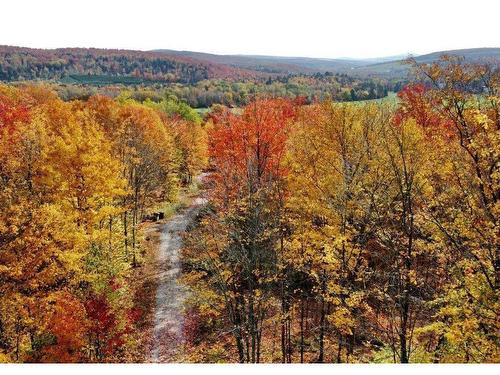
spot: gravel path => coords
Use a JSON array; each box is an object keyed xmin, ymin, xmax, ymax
[{"xmin": 150, "ymin": 191, "xmax": 207, "ymax": 362}]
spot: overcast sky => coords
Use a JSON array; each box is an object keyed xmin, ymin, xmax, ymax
[{"xmin": 1, "ymin": 0, "xmax": 498, "ymax": 58}]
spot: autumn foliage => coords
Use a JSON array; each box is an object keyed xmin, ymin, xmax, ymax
[
  {"xmin": 208, "ymin": 99, "xmax": 297, "ymax": 204},
  {"xmin": 182, "ymin": 58, "xmax": 499, "ymax": 363},
  {"xmin": 0, "ymin": 84, "xmax": 207, "ymax": 362},
  {"xmin": 0, "ymin": 56, "xmax": 498, "ymax": 363}
]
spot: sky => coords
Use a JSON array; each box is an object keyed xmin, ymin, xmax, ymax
[{"xmin": 1, "ymin": 0, "xmax": 498, "ymax": 59}]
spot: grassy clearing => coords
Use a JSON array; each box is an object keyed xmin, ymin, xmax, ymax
[
  {"xmin": 195, "ymin": 107, "xmax": 243, "ymax": 116},
  {"xmin": 355, "ymin": 91, "xmax": 399, "ymax": 104}
]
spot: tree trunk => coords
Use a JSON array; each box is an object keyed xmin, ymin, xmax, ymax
[
  {"xmin": 318, "ymin": 271, "xmax": 327, "ymax": 363},
  {"xmin": 123, "ymin": 211, "xmax": 128, "ymax": 258},
  {"xmin": 300, "ymin": 298, "xmax": 305, "ymax": 363},
  {"xmin": 337, "ymin": 334, "xmax": 342, "ymax": 363}
]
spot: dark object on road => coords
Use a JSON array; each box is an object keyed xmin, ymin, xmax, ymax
[{"xmin": 143, "ymin": 212, "xmax": 165, "ymax": 222}]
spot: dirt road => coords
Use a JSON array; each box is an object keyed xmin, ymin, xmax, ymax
[{"xmin": 150, "ymin": 190, "xmax": 207, "ymax": 362}]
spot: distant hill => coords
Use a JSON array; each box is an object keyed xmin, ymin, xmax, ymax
[
  {"xmin": 1, "ymin": 45, "xmax": 498, "ymax": 85},
  {"xmin": 0, "ymin": 45, "xmax": 260, "ymax": 84},
  {"xmin": 348, "ymin": 54, "xmax": 416, "ymax": 64},
  {"xmin": 155, "ymin": 48, "xmax": 499, "ymax": 77},
  {"xmin": 154, "ymin": 49, "xmax": 366, "ymax": 74},
  {"xmin": 412, "ymin": 47, "xmax": 500, "ymax": 63},
  {"xmin": 351, "ymin": 48, "xmax": 500, "ymax": 77}
]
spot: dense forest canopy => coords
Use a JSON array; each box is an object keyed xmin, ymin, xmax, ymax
[
  {"xmin": 0, "ymin": 55, "xmax": 498, "ymax": 363},
  {"xmin": 0, "ymin": 85, "xmax": 207, "ymax": 362},
  {"xmin": 0, "ymin": 46, "xmax": 259, "ymax": 83},
  {"xmin": 180, "ymin": 57, "xmax": 499, "ymax": 363}
]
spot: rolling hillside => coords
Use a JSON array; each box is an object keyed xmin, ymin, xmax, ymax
[
  {"xmin": 154, "ymin": 49, "xmax": 366, "ymax": 74},
  {"xmin": 1, "ymin": 45, "xmax": 497, "ymax": 85},
  {"xmin": 0, "ymin": 45, "xmax": 260, "ymax": 84},
  {"xmin": 351, "ymin": 47, "xmax": 500, "ymax": 77},
  {"xmin": 156, "ymin": 47, "xmax": 499, "ymax": 77}
]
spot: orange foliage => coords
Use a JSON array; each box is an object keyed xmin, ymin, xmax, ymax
[
  {"xmin": 40, "ymin": 292, "xmax": 88, "ymax": 363},
  {"xmin": 208, "ymin": 99, "xmax": 298, "ymax": 205}
]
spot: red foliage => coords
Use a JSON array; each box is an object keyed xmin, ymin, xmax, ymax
[
  {"xmin": 85, "ymin": 293, "xmax": 125, "ymax": 359},
  {"xmin": 394, "ymin": 84, "xmax": 431, "ymax": 126},
  {"xmin": 394, "ymin": 84, "xmax": 454, "ymax": 138},
  {"xmin": 127, "ymin": 307, "xmax": 142, "ymax": 327},
  {"xmin": 183, "ymin": 307, "xmax": 204, "ymax": 345},
  {"xmin": 0, "ymin": 93, "xmax": 31, "ymax": 133},
  {"xmin": 208, "ymin": 99, "xmax": 298, "ymax": 204},
  {"xmin": 292, "ymin": 96, "xmax": 308, "ymax": 106},
  {"xmin": 85, "ymin": 294, "xmax": 117, "ymax": 335}
]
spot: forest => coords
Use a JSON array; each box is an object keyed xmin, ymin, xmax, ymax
[
  {"xmin": 51, "ymin": 72, "xmax": 394, "ymax": 109},
  {"xmin": 0, "ymin": 45, "xmax": 401, "ymax": 106},
  {"xmin": 0, "ymin": 45, "xmax": 245, "ymax": 83},
  {"xmin": 0, "ymin": 56, "xmax": 498, "ymax": 363}
]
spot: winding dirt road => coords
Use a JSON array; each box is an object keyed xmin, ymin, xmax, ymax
[{"xmin": 150, "ymin": 183, "xmax": 207, "ymax": 362}]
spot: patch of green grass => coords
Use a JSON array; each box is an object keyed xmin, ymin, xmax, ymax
[
  {"xmin": 195, "ymin": 108, "xmax": 211, "ymax": 115},
  {"xmin": 149, "ymin": 179, "xmax": 202, "ymax": 220},
  {"xmin": 195, "ymin": 107, "xmax": 242, "ymax": 115},
  {"xmin": 355, "ymin": 91, "xmax": 399, "ymax": 104},
  {"xmin": 150, "ymin": 200, "xmax": 187, "ymax": 220}
]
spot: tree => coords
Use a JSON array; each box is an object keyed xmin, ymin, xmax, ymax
[
  {"xmin": 183, "ymin": 99, "xmax": 297, "ymax": 362},
  {"xmin": 405, "ymin": 57, "xmax": 499, "ymax": 362},
  {"xmin": 286, "ymin": 102, "xmax": 395, "ymax": 362}
]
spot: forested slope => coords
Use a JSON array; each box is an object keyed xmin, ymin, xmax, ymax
[{"xmin": 0, "ymin": 46, "xmax": 258, "ymax": 83}]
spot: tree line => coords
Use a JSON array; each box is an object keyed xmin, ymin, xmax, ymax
[
  {"xmin": 55, "ymin": 73, "xmax": 396, "ymax": 108},
  {"xmin": 158, "ymin": 73, "xmax": 394, "ymax": 108},
  {"xmin": 0, "ymin": 46, "xmax": 251, "ymax": 84}
]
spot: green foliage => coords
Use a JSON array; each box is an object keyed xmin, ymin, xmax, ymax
[{"xmin": 144, "ymin": 95, "xmax": 202, "ymax": 124}]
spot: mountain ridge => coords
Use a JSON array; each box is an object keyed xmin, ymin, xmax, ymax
[
  {"xmin": 154, "ymin": 47, "xmax": 500, "ymax": 77},
  {"xmin": 1, "ymin": 45, "xmax": 498, "ymax": 83}
]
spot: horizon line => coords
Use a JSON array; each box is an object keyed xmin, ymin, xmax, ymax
[{"xmin": 1, "ymin": 44, "xmax": 499, "ymax": 61}]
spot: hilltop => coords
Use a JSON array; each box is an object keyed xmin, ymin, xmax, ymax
[{"xmin": 156, "ymin": 47, "xmax": 500, "ymax": 76}]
